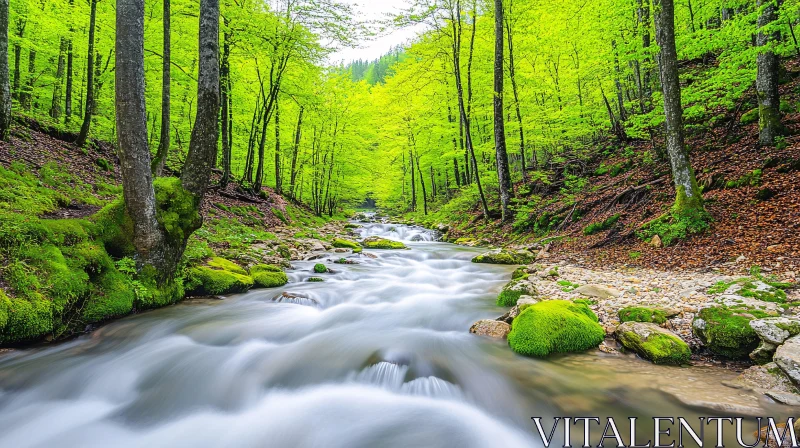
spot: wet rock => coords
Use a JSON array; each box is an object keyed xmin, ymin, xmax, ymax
[
  {"xmin": 361, "ymin": 236, "xmax": 407, "ymax": 250},
  {"xmin": 727, "ymin": 363, "xmax": 799, "ymax": 395},
  {"xmin": 574, "ymin": 284, "xmax": 621, "ymax": 300},
  {"xmin": 775, "ymin": 335, "xmax": 800, "ymax": 385},
  {"xmin": 410, "ymin": 235, "xmax": 424, "ymax": 242},
  {"xmin": 765, "ymin": 391, "xmax": 800, "ymax": 406},
  {"xmin": 472, "ymin": 249, "xmax": 534, "ymax": 265},
  {"xmin": 497, "ymin": 306, "xmax": 521, "ymax": 324},
  {"xmin": 496, "ymin": 279, "xmax": 538, "ymax": 307},
  {"xmin": 751, "ymin": 317, "xmax": 800, "ymax": 346},
  {"xmin": 469, "ymin": 320, "xmax": 511, "ymax": 339},
  {"xmin": 615, "ymin": 321, "xmax": 691, "ymax": 365},
  {"xmin": 272, "ymin": 292, "xmax": 320, "ymax": 307}
]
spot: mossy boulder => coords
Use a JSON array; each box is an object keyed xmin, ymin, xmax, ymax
[
  {"xmin": 497, "ymin": 278, "xmax": 537, "ymax": 307},
  {"xmin": 186, "ymin": 258, "xmax": 254, "ymax": 296},
  {"xmin": 314, "ymin": 263, "xmax": 329, "ymax": 274},
  {"xmin": 511, "ymin": 266, "xmax": 529, "ymax": 281},
  {"xmin": 332, "ymin": 238, "xmax": 360, "ymax": 250},
  {"xmin": 307, "ymin": 277, "xmax": 325, "ymax": 283},
  {"xmin": 616, "ymin": 321, "xmax": 691, "ymax": 365},
  {"xmin": 618, "ymin": 307, "xmax": 668, "ymax": 325},
  {"xmin": 250, "ymin": 264, "xmax": 288, "ymax": 289},
  {"xmin": 361, "ymin": 236, "xmax": 407, "ymax": 250},
  {"xmin": 472, "ymin": 249, "xmax": 534, "ymax": 265},
  {"xmin": 693, "ymin": 307, "xmax": 763, "ymax": 359},
  {"xmin": 740, "ymin": 108, "xmax": 759, "ymax": 125},
  {"xmin": 507, "ymin": 300, "xmax": 605, "ymax": 358}
]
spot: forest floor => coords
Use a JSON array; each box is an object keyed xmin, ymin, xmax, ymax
[{"xmin": 429, "ymin": 62, "xmax": 800, "ymax": 278}]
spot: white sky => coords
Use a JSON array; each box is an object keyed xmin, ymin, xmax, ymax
[{"xmin": 328, "ymin": 0, "xmax": 424, "ymax": 65}]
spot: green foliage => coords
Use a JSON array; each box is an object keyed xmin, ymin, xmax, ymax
[
  {"xmin": 507, "ymin": 301, "xmax": 605, "ymax": 358},
  {"xmin": 725, "ymin": 169, "xmax": 762, "ymax": 189},
  {"xmin": 618, "ymin": 307, "xmax": 668, "ymax": 325},
  {"xmin": 583, "ymin": 214, "xmax": 621, "ymax": 236},
  {"xmin": 638, "ymin": 195, "xmax": 711, "ymax": 247},
  {"xmin": 693, "ymin": 307, "xmax": 763, "ymax": 359}
]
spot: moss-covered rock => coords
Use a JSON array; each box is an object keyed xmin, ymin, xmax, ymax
[
  {"xmin": 740, "ymin": 108, "xmax": 759, "ymax": 125},
  {"xmin": 618, "ymin": 307, "xmax": 668, "ymax": 325},
  {"xmin": 507, "ymin": 300, "xmax": 605, "ymax": 358},
  {"xmin": 307, "ymin": 277, "xmax": 325, "ymax": 282},
  {"xmin": 333, "ymin": 238, "xmax": 359, "ymax": 249},
  {"xmin": 185, "ymin": 267, "xmax": 254, "ymax": 296},
  {"xmin": 472, "ymin": 249, "xmax": 534, "ymax": 265},
  {"xmin": 511, "ymin": 266, "xmax": 529, "ymax": 281},
  {"xmin": 693, "ymin": 307, "xmax": 763, "ymax": 359},
  {"xmin": 361, "ymin": 236, "xmax": 407, "ymax": 250},
  {"xmin": 250, "ymin": 264, "xmax": 288, "ymax": 288},
  {"xmin": 496, "ymin": 278, "xmax": 537, "ymax": 307},
  {"xmin": 616, "ymin": 321, "xmax": 691, "ymax": 365},
  {"xmin": 207, "ymin": 257, "xmax": 248, "ymax": 275},
  {"xmin": 314, "ymin": 263, "xmax": 329, "ymax": 274},
  {"xmin": 0, "ymin": 291, "xmax": 53, "ymax": 345}
]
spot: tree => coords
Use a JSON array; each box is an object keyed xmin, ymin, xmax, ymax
[
  {"xmin": 653, "ymin": 0, "xmax": 706, "ymax": 219},
  {"xmin": 75, "ymin": 0, "xmax": 98, "ymax": 147},
  {"xmin": 756, "ymin": 0, "xmax": 784, "ymax": 146},
  {"xmin": 494, "ymin": 0, "xmax": 512, "ymax": 221},
  {"xmin": 0, "ymin": 0, "xmax": 9, "ymax": 141},
  {"xmin": 115, "ymin": 0, "xmax": 218, "ymax": 280},
  {"xmin": 152, "ymin": 0, "xmax": 170, "ymax": 176}
]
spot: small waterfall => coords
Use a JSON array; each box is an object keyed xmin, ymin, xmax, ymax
[{"xmin": 348, "ymin": 362, "xmax": 467, "ymax": 402}]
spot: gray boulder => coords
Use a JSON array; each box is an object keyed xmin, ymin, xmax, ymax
[
  {"xmin": 470, "ymin": 320, "xmax": 511, "ymax": 339},
  {"xmin": 749, "ymin": 317, "xmax": 800, "ymax": 363},
  {"xmin": 775, "ymin": 335, "xmax": 800, "ymax": 385},
  {"xmin": 574, "ymin": 284, "xmax": 622, "ymax": 300}
]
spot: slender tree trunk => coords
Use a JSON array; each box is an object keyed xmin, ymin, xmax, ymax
[
  {"xmin": 76, "ymin": 0, "xmax": 98, "ymax": 146},
  {"xmin": 219, "ymin": 19, "xmax": 232, "ymax": 186},
  {"xmin": 181, "ymin": 0, "xmax": 220, "ymax": 199},
  {"xmin": 756, "ymin": 0, "xmax": 784, "ymax": 146},
  {"xmin": 65, "ymin": 0, "xmax": 74, "ymax": 124},
  {"xmin": 50, "ymin": 38, "xmax": 67, "ymax": 119},
  {"xmin": 0, "ymin": 0, "xmax": 10, "ymax": 141},
  {"xmin": 507, "ymin": 13, "xmax": 526, "ymax": 178},
  {"xmin": 637, "ymin": 0, "xmax": 652, "ymax": 113},
  {"xmin": 274, "ymin": 96, "xmax": 281, "ymax": 194},
  {"xmin": 417, "ymin": 153, "xmax": 428, "ymax": 215},
  {"xmin": 19, "ymin": 49, "xmax": 34, "ymax": 110},
  {"xmin": 612, "ymin": 40, "xmax": 628, "ymax": 123},
  {"xmin": 290, "ymin": 106, "xmax": 304, "ymax": 198},
  {"xmin": 653, "ymin": 0, "xmax": 705, "ymax": 213},
  {"xmin": 243, "ymin": 96, "xmax": 260, "ymax": 185},
  {"xmin": 494, "ymin": 0, "xmax": 512, "ymax": 222},
  {"xmin": 115, "ymin": 0, "xmax": 164, "ymax": 271},
  {"xmin": 11, "ymin": 18, "xmax": 22, "ymax": 100},
  {"xmin": 409, "ymin": 148, "xmax": 416, "ymax": 212},
  {"xmin": 152, "ymin": 0, "xmax": 171, "ymax": 176}
]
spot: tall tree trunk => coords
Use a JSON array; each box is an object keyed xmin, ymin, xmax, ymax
[
  {"xmin": 20, "ymin": 48, "xmax": 34, "ymax": 110},
  {"xmin": 506, "ymin": 6, "xmax": 526, "ymax": 179},
  {"xmin": 494, "ymin": 0, "xmax": 512, "ymax": 222},
  {"xmin": 115, "ymin": 0, "xmax": 164, "ymax": 272},
  {"xmin": 50, "ymin": 38, "xmax": 67, "ymax": 119},
  {"xmin": 417, "ymin": 153, "xmax": 428, "ymax": 215},
  {"xmin": 181, "ymin": 0, "xmax": 220, "ymax": 199},
  {"xmin": 756, "ymin": 0, "xmax": 784, "ymax": 146},
  {"xmin": 409, "ymin": 148, "xmax": 416, "ymax": 212},
  {"xmin": 76, "ymin": 0, "xmax": 98, "ymax": 147},
  {"xmin": 636, "ymin": 0, "xmax": 652, "ymax": 113},
  {"xmin": 0, "ymin": 0, "xmax": 10, "ymax": 141},
  {"xmin": 612, "ymin": 40, "xmax": 628, "ymax": 123},
  {"xmin": 274, "ymin": 96, "xmax": 281, "ymax": 194},
  {"xmin": 11, "ymin": 18, "xmax": 22, "ymax": 100},
  {"xmin": 219, "ymin": 18, "xmax": 232, "ymax": 186},
  {"xmin": 65, "ymin": 0, "xmax": 74, "ymax": 124},
  {"xmin": 653, "ymin": 0, "xmax": 705, "ymax": 214},
  {"xmin": 290, "ymin": 105, "xmax": 304, "ymax": 198},
  {"xmin": 152, "ymin": 0, "xmax": 171, "ymax": 176}
]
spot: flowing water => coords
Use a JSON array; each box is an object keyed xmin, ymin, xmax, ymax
[{"xmin": 0, "ymin": 222, "xmax": 794, "ymax": 447}]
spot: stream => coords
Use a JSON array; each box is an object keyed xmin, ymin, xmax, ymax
[{"xmin": 0, "ymin": 222, "xmax": 793, "ymax": 447}]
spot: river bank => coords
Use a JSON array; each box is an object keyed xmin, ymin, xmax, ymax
[{"xmin": 1, "ymin": 221, "xmax": 795, "ymax": 448}]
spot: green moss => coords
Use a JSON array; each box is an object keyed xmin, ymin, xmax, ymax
[
  {"xmin": 618, "ymin": 327, "xmax": 691, "ymax": 365},
  {"xmin": 619, "ymin": 307, "xmax": 668, "ymax": 325},
  {"xmin": 472, "ymin": 250, "xmax": 533, "ymax": 265},
  {"xmin": 740, "ymin": 108, "xmax": 759, "ymax": 125},
  {"xmin": 95, "ymin": 158, "xmax": 113, "ymax": 172},
  {"xmin": 693, "ymin": 307, "xmax": 760, "ymax": 359},
  {"xmin": 332, "ymin": 238, "xmax": 360, "ymax": 249},
  {"xmin": 250, "ymin": 264, "xmax": 288, "ymax": 288},
  {"xmin": 583, "ymin": 214, "xmax": 621, "ymax": 235},
  {"xmin": 557, "ymin": 280, "xmax": 581, "ymax": 292},
  {"xmin": 507, "ymin": 300, "xmax": 605, "ymax": 358},
  {"xmin": 497, "ymin": 289, "xmax": 524, "ymax": 307},
  {"xmin": 89, "ymin": 199, "xmax": 135, "ymax": 257},
  {"xmin": 153, "ymin": 177, "xmax": 202, "ymax": 244},
  {"xmin": 81, "ymin": 268, "xmax": 135, "ymax": 322},
  {"xmin": 707, "ymin": 270, "xmax": 790, "ymax": 304},
  {"xmin": 638, "ymin": 188, "xmax": 710, "ymax": 247},
  {"xmin": 185, "ymin": 267, "xmax": 254, "ymax": 296},
  {"xmin": 0, "ymin": 297, "xmax": 53, "ymax": 345},
  {"xmin": 277, "ymin": 244, "xmax": 292, "ymax": 259},
  {"xmin": 511, "ymin": 267, "xmax": 528, "ymax": 281},
  {"xmin": 308, "ymin": 277, "xmax": 325, "ymax": 282},
  {"xmin": 361, "ymin": 237, "xmax": 408, "ymax": 250},
  {"xmin": 314, "ymin": 263, "xmax": 329, "ymax": 274},
  {"xmin": 207, "ymin": 257, "xmax": 248, "ymax": 275},
  {"xmin": 573, "ymin": 298, "xmax": 597, "ymax": 306}
]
